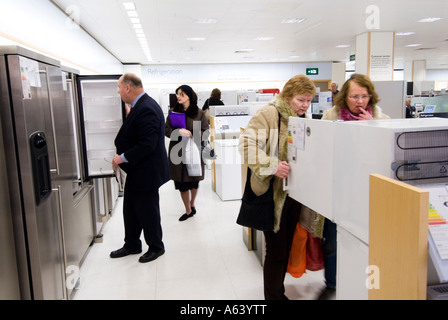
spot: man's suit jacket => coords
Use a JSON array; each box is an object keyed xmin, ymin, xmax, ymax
[{"xmin": 115, "ymin": 93, "xmax": 170, "ymax": 192}]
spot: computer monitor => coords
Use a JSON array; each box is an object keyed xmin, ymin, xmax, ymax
[{"xmin": 423, "ymin": 105, "xmax": 436, "ymax": 113}]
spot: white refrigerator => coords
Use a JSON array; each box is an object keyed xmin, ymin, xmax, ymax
[{"xmin": 287, "ymin": 117, "xmax": 448, "ymax": 299}]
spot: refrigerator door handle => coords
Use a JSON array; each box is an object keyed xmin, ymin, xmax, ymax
[
  {"xmin": 29, "ymin": 131, "xmax": 52, "ymax": 205},
  {"xmin": 41, "ymin": 68, "xmax": 60, "ymax": 175},
  {"xmin": 52, "ymin": 185, "xmax": 68, "ymax": 300}
]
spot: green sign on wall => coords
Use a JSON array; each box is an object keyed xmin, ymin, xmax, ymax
[{"xmin": 306, "ymin": 68, "xmax": 318, "ymax": 75}]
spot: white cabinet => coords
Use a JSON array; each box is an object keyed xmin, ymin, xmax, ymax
[
  {"xmin": 214, "ymin": 139, "xmax": 242, "ymax": 201},
  {"xmin": 288, "ymin": 117, "xmax": 448, "ymax": 243},
  {"xmin": 336, "ymin": 226, "xmax": 369, "ymax": 300}
]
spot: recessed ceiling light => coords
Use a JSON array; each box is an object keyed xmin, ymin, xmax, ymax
[
  {"xmin": 336, "ymin": 44, "xmax": 350, "ymax": 48},
  {"xmin": 406, "ymin": 43, "xmax": 422, "ymax": 47},
  {"xmin": 281, "ymin": 18, "xmax": 306, "ymax": 24},
  {"xmin": 289, "ymin": 55, "xmax": 301, "ymax": 59},
  {"xmin": 194, "ymin": 18, "xmax": 218, "ymax": 24},
  {"xmin": 417, "ymin": 17, "xmax": 442, "ymax": 23},
  {"xmin": 130, "ymin": 17, "xmax": 140, "ymax": 24},
  {"xmin": 187, "ymin": 37, "xmax": 206, "ymax": 41},
  {"xmin": 255, "ymin": 37, "xmax": 274, "ymax": 41},
  {"xmin": 123, "ymin": 2, "xmax": 136, "ymax": 10},
  {"xmin": 396, "ymin": 32, "xmax": 415, "ymax": 36},
  {"xmin": 235, "ymin": 49, "xmax": 254, "ymax": 53}
]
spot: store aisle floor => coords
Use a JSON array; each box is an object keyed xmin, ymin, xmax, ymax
[{"xmin": 73, "ymin": 168, "xmax": 325, "ymax": 300}]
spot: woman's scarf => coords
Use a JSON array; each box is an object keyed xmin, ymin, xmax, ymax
[{"xmin": 339, "ymin": 105, "xmax": 373, "ymax": 121}]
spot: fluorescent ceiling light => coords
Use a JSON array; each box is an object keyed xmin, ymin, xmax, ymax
[
  {"xmin": 123, "ymin": 2, "xmax": 136, "ymax": 10},
  {"xmin": 289, "ymin": 55, "xmax": 301, "ymax": 58},
  {"xmin": 122, "ymin": 1, "xmax": 152, "ymax": 62},
  {"xmin": 406, "ymin": 43, "xmax": 422, "ymax": 47},
  {"xmin": 194, "ymin": 18, "xmax": 217, "ymax": 24},
  {"xmin": 127, "ymin": 10, "xmax": 138, "ymax": 18},
  {"xmin": 143, "ymin": 51, "xmax": 152, "ymax": 62},
  {"xmin": 336, "ymin": 44, "xmax": 350, "ymax": 48},
  {"xmin": 417, "ymin": 17, "xmax": 442, "ymax": 23},
  {"xmin": 396, "ymin": 32, "xmax": 415, "ymax": 36},
  {"xmin": 281, "ymin": 18, "xmax": 306, "ymax": 24},
  {"xmin": 187, "ymin": 37, "xmax": 205, "ymax": 41},
  {"xmin": 255, "ymin": 37, "xmax": 274, "ymax": 41}
]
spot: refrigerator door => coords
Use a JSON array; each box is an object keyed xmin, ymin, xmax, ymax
[
  {"xmin": 286, "ymin": 117, "xmax": 335, "ymax": 220},
  {"xmin": 0, "ymin": 109, "xmax": 21, "ymax": 299},
  {"xmin": 77, "ymin": 75, "xmax": 124, "ymax": 179},
  {"xmin": 2, "ymin": 53, "xmax": 67, "ymax": 299}
]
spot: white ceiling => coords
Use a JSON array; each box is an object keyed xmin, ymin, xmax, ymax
[{"xmin": 51, "ymin": 0, "xmax": 448, "ymax": 69}]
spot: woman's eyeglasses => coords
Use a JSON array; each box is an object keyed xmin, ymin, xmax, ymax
[{"xmin": 348, "ymin": 94, "xmax": 372, "ymax": 101}]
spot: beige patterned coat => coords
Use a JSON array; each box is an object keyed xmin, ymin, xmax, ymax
[{"xmin": 238, "ymin": 96, "xmax": 302, "ymax": 233}]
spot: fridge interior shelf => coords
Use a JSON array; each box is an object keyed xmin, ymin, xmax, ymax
[
  {"xmin": 87, "ymin": 149, "xmax": 115, "ymax": 160},
  {"xmin": 82, "ymin": 96, "xmax": 121, "ymax": 107},
  {"xmin": 84, "ymin": 120, "xmax": 122, "ymax": 134}
]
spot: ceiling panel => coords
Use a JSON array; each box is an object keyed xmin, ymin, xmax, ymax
[{"xmin": 51, "ymin": 0, "xmax": 448, "ymax": 68}]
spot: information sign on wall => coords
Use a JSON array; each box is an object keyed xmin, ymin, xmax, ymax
[{"xmin": 306, "ymin": 68, "xmax": 319, "ymax": 75}]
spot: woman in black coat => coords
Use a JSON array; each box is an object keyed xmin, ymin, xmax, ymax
[{"xmin": 165, "ymin": 85, "xmax": 209, "ymax": 221}]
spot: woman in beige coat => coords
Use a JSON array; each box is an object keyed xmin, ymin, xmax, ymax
[
  {"xmin": 317, "ymin": 73, "xmax": 390, "ymax": 300},
  {"xmin": 239, "ymin": 75, "xmax": 316, "ymax": 300}
]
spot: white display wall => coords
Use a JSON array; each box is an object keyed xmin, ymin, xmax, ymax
[{"xmin": 140, "ymin": 62, "xmax": 333, "ymax": 110}]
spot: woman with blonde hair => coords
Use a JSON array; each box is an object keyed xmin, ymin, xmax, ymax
[{"xmin": 239, "ymin": 74, "xmax": 317, "ymax": 300}]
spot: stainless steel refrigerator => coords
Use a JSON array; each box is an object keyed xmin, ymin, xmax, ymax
[{"xmin": 0, "ymin": 46, "xmax": 93, "ymax": 299}]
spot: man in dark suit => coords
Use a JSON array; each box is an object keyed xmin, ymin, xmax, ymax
[{"xmin": 111, "ymin": 73, "xmax": 170, "ymax": 263}]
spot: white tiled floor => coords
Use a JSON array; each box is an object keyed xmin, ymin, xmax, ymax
[{"xmin": 72, "ymin": 167, "xmax": 325, "ymax": 300}]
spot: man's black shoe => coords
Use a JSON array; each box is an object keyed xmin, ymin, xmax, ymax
[
  {"xmin": 110, "ymin": 247, "xmax": 142, "ymax": 258},
  {"xmin": 139, "ymin": 249, "xmax": 165, "ymax": 263}
]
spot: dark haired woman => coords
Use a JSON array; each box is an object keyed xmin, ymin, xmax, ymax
[{"xmin": 165, "ymin": 85, "xmax": 209, "ymax": 221}]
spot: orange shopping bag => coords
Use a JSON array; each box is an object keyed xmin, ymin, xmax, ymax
[{"xmin": 287, "ymin": 223, "xmax": 308, "ymax": 278}]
